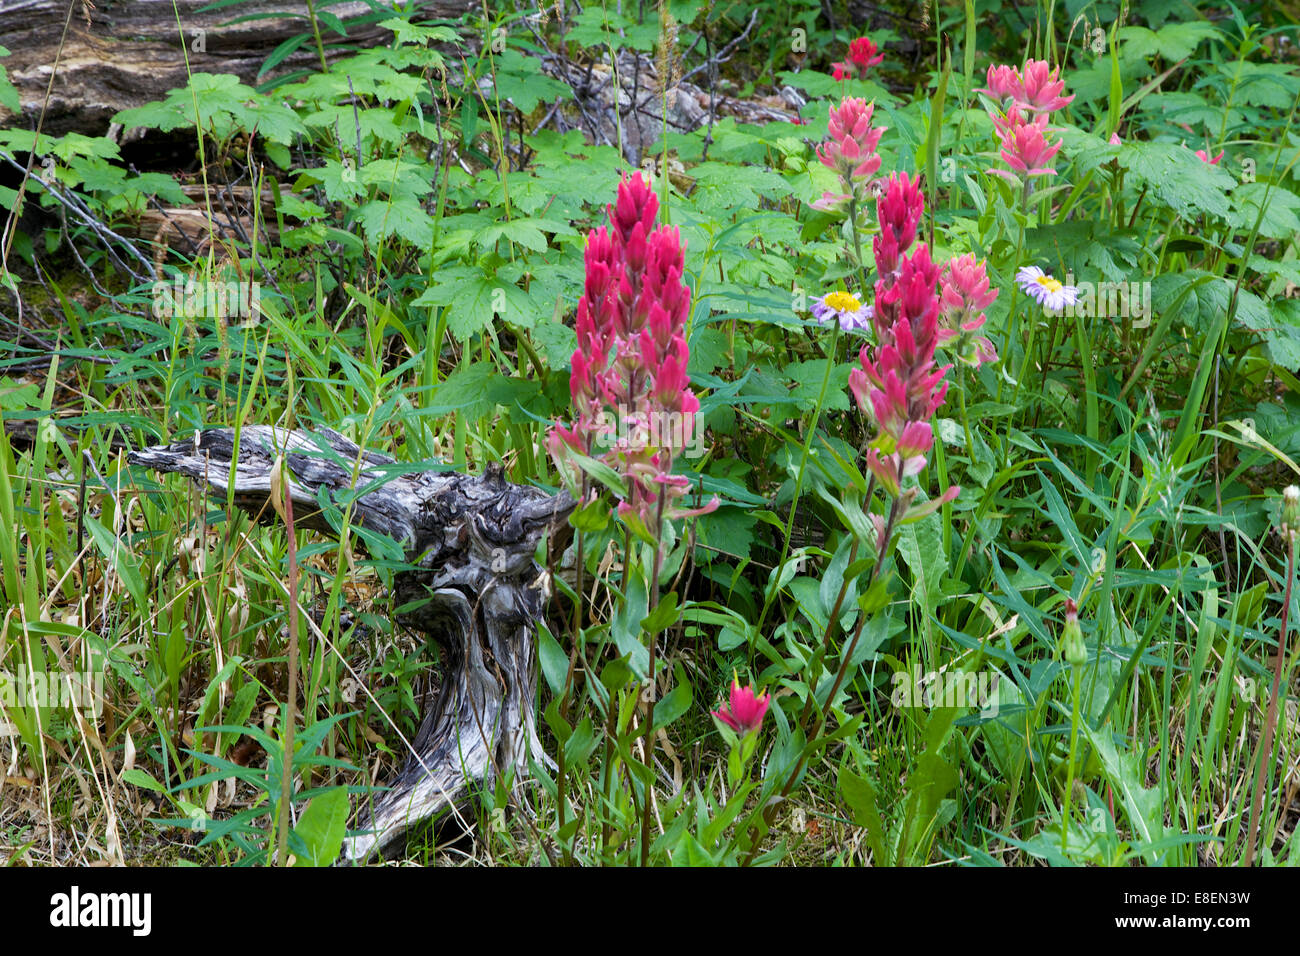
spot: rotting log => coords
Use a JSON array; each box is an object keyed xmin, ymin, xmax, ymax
[
  {"xmin": 127, "ymin": 425, "xmax": 575, "ymax": 862},
  {"xmin": 0, "ymin": 0, "xmax": 473, "ymax": 138}
]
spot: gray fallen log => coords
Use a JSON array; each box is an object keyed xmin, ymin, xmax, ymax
[
  {"xmin": 127, "ymin": 425, "xmax": 574, "ymax": 862},
  {"xmin": 0, "ymin": 0, "xmax": 473, "ymax": 138}
]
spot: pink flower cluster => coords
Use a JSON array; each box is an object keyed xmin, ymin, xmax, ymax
[
  {"xmin": 849, "ymin": 173, "xmax": 960, "ymax": 516},
  {"xmin": 831, "ymin": 36, "xmax": 884, "ymax": 81},
  {"xmin": 978, "ymin": 60, "xmax": 1074, "ymax": 114},
  {"xmin": 812, "ymin": 96, "xmax": 885, "ymax": 211},
  {"xmin": 938, "ymin": 254, "xmax": 998, "ymax": 367},
  {"xmin": 548, "ymin": 174, "xmax": 715, "ymax": 529},
  {"xmin": 978, "ymin": 60, "xmax": 1074, "ymax": 185}
]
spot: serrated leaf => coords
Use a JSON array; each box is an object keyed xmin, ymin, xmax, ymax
[
  {"xmin": 786, "ymin": 359, "xmax": 852, "ymax": 411},
  {"xmin": 381, "ymin": 17, "xmax": 459, "ymax": 46},
  {"xmin": 354, "ymin": 196, "xmax": 434, "ymax": 248},
  {"xmin": 491, "ymin": 50, "xmax": 571, "ymax": 112},
  {"xmin": 1118, "ymin": 142, "xmax": 1234, "ymax": 219},
  {"xmin": 1228, "ymin": 182, "xmax": 1300, "ymax": 239},
  {"xmin": 1232, "ymin": 63, "xmax": 1300, "ymax": 109},
  {"xmin": 414, "ymin": 268, "xmax": 537, "ymax": 340}
]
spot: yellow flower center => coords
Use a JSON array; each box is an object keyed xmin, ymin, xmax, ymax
[
  {"xmin": 824, "ymin": 291, "xmax": 862, "ymax": 312},
  {"xmin": 1035, "ymin": 276, "xmax": 1063, "ymax": 293}
]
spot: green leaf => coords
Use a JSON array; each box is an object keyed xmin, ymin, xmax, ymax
[
  {"xmin": 83, "ymin": 515, "xmax": 148, "ymax": 615},
  {"xmin": 1081, "ymin": 724, "xmax": 1167, "ymax": 863},
  {"xmin": 0, "ymin": 53, "xmax": 19, "ymax": 114},
  {"xmin": 301, "ymin": 159, "xmax": 366, "ymax": 204},
  {"xmin": 838, "ymin": 763, "xmax": 887, "ymax": 863},
  {"xmin": 652, "ymin": 667, "xmax": 693, "ymax": 731},
  {"xmin": 696, "ymin": 506, "xmax": 758, "ymax": 560},
  {"xmin": 1228, "ymin": 183, "xmax": 1300, "ymax": 239},
  {"xmin": 569, "ymin": 495, "xmax": 611, "ymax": 534},
  {"xmin": 895, "ymin": 498, "xmax": 946, "ymax": 607},
  {"xmin": 479, "ymin": 218, "xmax": 550, "ymax": 254},
  {"xmin": 641, "ymin": 591, "xmax": 680, "ymax": 636},
  {"xmin": 538, "ymin": 625, "xmax": 569, "ymax": 695},
  {"xmin": 380, "ymin": 17, "xmax": 460, "ymax": 46},
  {"xmin": 291, "ymin": 786, "xmax": 349, "ymax": 866},
  {"xmin": 1152, "ymin": 20, "xmax": 1218, "ymax": 59},
  {"xmin": 1118, "ymin": 142, "xmax": 1234, "ymax": 220},
  {"xmin": 1232, "ymin": 63, "xmax": 1300, "ymax": 109},
  {"xmin": 786, "ymin": 359, "xmax": 852, "ymax": 411},
  {"xmin": 491, "ymin": 50, "xmax": 572, "ymax": 113},
  {"xmin": 51, "ymin": 132, "xmax": 120, "ymax": 162},
  {"xmin": 355, "ymin": 196, "xmax": 435, "ymax": 248},
  {"xmin": 113, "ymin": 101, "xmax": 188, "ymax": 133},
  {"xmin": 413, "ymin": 267, "xmax": 536, "ymax": 339},
  {"xmin": 121, "ymin": 768, "xmax": 167, "ymax": 793}
]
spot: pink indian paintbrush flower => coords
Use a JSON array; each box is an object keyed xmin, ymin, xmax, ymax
[
  {"xmin": 978, "ymin": 64, "xmax": 1022, "ymax": 102},
  {"xmin": 977, "ymin": 60, "xmax": 1074, "ymax": 114},
  {"xmin": 548, "ymin": 173, "xmax": 717, "ymax": 530},
  {"xmin": 814, "ymin": 97, "xmax": 885, "ymax": 207},
  {"xmin": 831, "ymin": 36, "xmax": 885, "ymax": 81},
  {"xmin": 938, "ymin": 254, "xmax": 999, "ymax": 367},
  {"xmin": 1194, "ymin": 147, "xmax": 1223, "ymax": 165},
  {"xmin": 991, "ymin": 103, "xmax": 1051, "ymax": 140},
  {"xmin": 979, "ymin": 61, "xmax": 1072, "ymax": 188},
  {"xmin": 1017, "ymin": 60, "xmax": 1075, "ymax": 113},
  {"xmin": 870, "ymin": 169, "xmax": 925, "ymax": 304},
  {"xmin": 989, "ymin": 108, "xmax": 1063, "ymax": 182},
  {"xmin": 846, "ymin": 173, "xmax": 960, "ymax": 518},
  {"xmin": 712, "ymin": 677, "xmax": 770, "ymax": 735}
]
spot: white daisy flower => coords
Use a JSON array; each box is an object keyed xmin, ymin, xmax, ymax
[
  {"xmin": 811, "ymin": 290, "xmax": 873, "ymax": 332},
  {"xmin": 1016, "ymin": 265, "xmax": 1078, "ymax": 312}
]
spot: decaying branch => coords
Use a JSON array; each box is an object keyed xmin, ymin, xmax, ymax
[{"xmin": 128, "ymin": 425, "xmax": 574, "ymax": 862}]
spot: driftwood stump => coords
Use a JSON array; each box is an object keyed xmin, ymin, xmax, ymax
[{"xmin": 128, "ymin": 425, "xmax": 574, "ymax": 862}]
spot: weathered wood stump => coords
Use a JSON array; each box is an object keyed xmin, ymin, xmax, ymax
[{"xmin": 128, "ymin": 425, "xmax": 574, "ymax": 862}]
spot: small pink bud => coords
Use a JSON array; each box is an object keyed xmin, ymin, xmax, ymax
[{"xmin": 712, "ymin": 678, "xmax": 770, "ymax": 735}]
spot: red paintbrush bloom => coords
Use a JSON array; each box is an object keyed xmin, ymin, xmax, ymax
[
  {"xmin": 831, "ymin": 36, "xmax": 885, "ymax": 80},
  {"xmin": 548, "ymin": 173, "xmax": 718, "ymax": 529},
  {"xmin": 713, "ymin": 678, "xmax": 771, "ymax": 735},
  {"xmin": 980, "ymin": 62, "xmax": 1072, "ymax": 188},
  {"xmin": 846, "ymin": 174, "xmax": 959, "ymax": 510}
]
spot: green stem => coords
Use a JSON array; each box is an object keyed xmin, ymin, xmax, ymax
[
  {"xmin": 1061, "ymin": 661, "xmax": 1082, "ymax": 855},
  {"xmin": 639, "ymin": 493, "xmax": 667, "ymax": 867}
]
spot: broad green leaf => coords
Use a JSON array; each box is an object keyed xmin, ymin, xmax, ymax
[{"xmin": 291, "ymin": 787, "xmax": 350, "ymax": 866}]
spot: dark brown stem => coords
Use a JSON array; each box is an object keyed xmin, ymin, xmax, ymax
[{"xmin": 796, "ymin": 538, "xmax": 861, "ymax": 729}]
